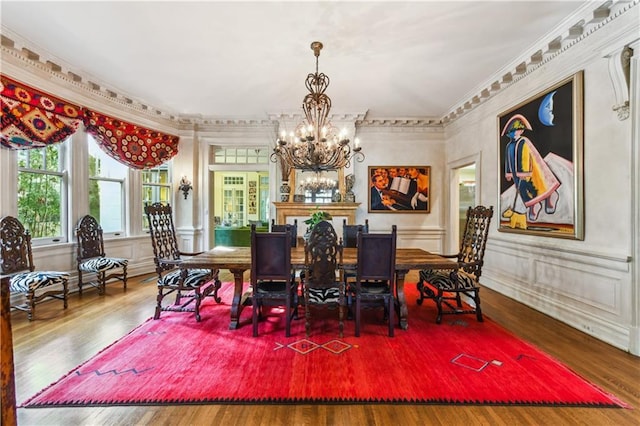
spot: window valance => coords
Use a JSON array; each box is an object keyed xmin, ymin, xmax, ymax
[
  {"xmin": 83, "ymin": 109, "xmax": 179, "ymax": 169},
  {"xmin": 1, "ymin": 75, "xmax": 83, "ymax": 149}
]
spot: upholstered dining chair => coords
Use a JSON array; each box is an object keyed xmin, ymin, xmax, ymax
[
  {"xmin": 0, "ymin": 215, "xmax": 69, "ymax": 320},
  {"xmin": 250, "ymin": 224, "xmax": 298, "ymax": 337},
  {"xmin": 352, "ymin": 225, "xmax": 397, "ymax": 337},
  {"xmin": 144, "ymin": 202, "xmax": 220, "ymax": 322},
  {"xmin": 271, "ymin": 219, "xmax": 298, "ymax": 247},
  {"xmin": 417, "ymin": 205, "xmax": 493, "ymax": 324},
  {"xmin": 341, "ymin": 218, "xmax": 369, "ymax": 248},
  {"xmin": 303, "ymin": 220, "xmax": 345, "ymax": 337},
  {"xmin": 75, "ymin": 215, "xmax": 128, "ymax": 295}
]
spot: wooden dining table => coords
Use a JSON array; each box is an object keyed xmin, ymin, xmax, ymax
[{"xmin": 180, "ymin": 246, "xmax": 458, "ymax": 331}]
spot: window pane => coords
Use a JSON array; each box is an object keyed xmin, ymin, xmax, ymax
[
  {"xmin": 17, "ymin": 143, "xmax": 66, "ymax": 241},
  {"xmin": 18, "ymin": 171, "xmax": 63, "ymax": 238},
  {"xmin": 89, "ymin": 179, "xmax": 123, "ymax": 232}
]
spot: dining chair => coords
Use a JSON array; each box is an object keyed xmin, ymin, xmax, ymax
[
  {"xmin": 250, "ymin": 224, "xmax": 298, "ymax": 337},
  {"xmin": 0, "ymin": 215, "xmax": 69, "ymax": 320},
  {"xmin": 352, "ymin": 225, "xmax": 397, "ymax": 337},
  {"xmin": 341, "ymin": 218, "xmax": 369, "ymax": 292},
  {"xmin": 341, "ymin": 218, "xmax": 369, "ymax": 248},
  {"xmin": 303, "ymin": 220, "xmax": 345, "ymax": 337},
  {"xmin": 271, "ymin": 219, "xmax": 298, "ymax": 247},
  {"xmin": 417, "ymin": 205, "xmax": 493, "ymax": 323},
  {"xmin": 75, "ymin": 214, "xmax": 128, "ymax": 295},
  {"xmin": 144, "ymin": 202, "xmax": 220, "ymax": 321}
]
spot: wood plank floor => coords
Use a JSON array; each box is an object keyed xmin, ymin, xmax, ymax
[{"xmin": 9, "ymin": 271, "xmax": 640, "ymax": 426}]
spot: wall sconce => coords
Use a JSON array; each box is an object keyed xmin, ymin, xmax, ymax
[{"xmin": 178, "ymin": 176, "xmax": 193, "ymax": 200}]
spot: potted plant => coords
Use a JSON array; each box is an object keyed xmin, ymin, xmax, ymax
[{"xmin": 303, "ymin": 209, "xmax": 332, "ymax": 241}]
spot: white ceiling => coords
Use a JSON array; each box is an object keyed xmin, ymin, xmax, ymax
[{"xmin": 1, "ymin": 1, "xmax": 590, "ymax": 121}]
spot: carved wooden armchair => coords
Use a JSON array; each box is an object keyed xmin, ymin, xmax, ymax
[
  {"xmin": 0, "ymin": 215, "xmax": 69, "ymax": 320},
  {"xmin": 75, "ymin": 215, "xmax": 128, "ymax": 295},
  {"xmin": 352, "ymin": 225, "xmax": 397, "ymax": 337},
  {"xmin": 417, "ymin": 205, "xmax": 494, "ymax": 323},
  {"xmin": 303, "ymin": 220, "xmax": 345, "ymax": 337},
  {"xmin": 250, "ymin": 225, "xmax": 298, "ymax": 337},
  {"xmin": 144, "ymin": 202, "xmax": 220, "ymax": 321}
]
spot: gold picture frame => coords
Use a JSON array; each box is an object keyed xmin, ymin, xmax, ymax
[
  {"xmin": 498, "ymin": 71, "xmax": 584, "ymax": 239},
  {"xmin": 368, "ymin": 166, "xmax": 431, "ymax": 213}
]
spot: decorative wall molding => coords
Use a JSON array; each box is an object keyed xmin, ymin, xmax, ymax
[
  {"xmin": 443, "ymin": 0, "xmax": 640, "ymax": 124},
  {"xmin": 2, "ymin": 1, "xmax": 637, "ymax": 130},
  {"xmin": 606, "ymin": 45, "xmax": 634, "ymax": 120}
]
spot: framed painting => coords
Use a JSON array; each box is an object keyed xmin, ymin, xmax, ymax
[
  {"xmin": 368, "ymin": 166, "xmax": 431, "ymax": 213},
  {"xmin": 498, "ymin": 71, "xmax": 584, "ymax": 239}
]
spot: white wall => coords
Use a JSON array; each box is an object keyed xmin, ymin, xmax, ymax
[{"xmin": 443, "ymin": 9, "xmax": 639, "ymax": 353}]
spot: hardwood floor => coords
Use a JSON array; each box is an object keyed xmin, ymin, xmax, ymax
[{"xmin": 10, "ymin": 271, "xmax": 640, "ymax": 426}]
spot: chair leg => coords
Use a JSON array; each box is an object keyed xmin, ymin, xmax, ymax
[
  {"xmin": 435, "ymin": 288, "xmax": 444, "ymax": 324},
  {"xmin": 304, "ymin": 287, "xmax": 311, "ymax": 337},
  {"xmin": 122, "ymin": 265, "xmax": 128, "ymax": 291},
  {"xmin": 355, "ymin": 295, "xmax": 361, "ymax": 337},
  {"xmin": 338, "ymin": 284, "xmax": 344, "ymax": 338},
  {"xmin": 154, "ymin": 287, "xmax": 165, "ymax": 320},
  {"xmin": 388, "ymin": 296, "xmax": 394, "ymax": 337},
  {"xmin": 98, "ymin": 272, "xmax": 106, "ymax": 295},
  {"xmin": 193, "ymin": 287, "xmax": 203, "ymax": 322},
  {"xmin": 252, "ymin": 295, "xmax": 259, "ymax": 337},
  {"xmin": 416, "ymin": 278, "xmax": 424, "ymax": 305},
  {"xmin": 63, "ymin": 280, "xmax": 68, "ymax": 309},
  {"xmin": 27, "ymin": 290, "xmax": 35, "ymax": 321},
  {"xmin": 78, "ymin": 270, "xmax": 84, "ymax": 296},
  {"xmin": 474, "ymin": 289, "xmax": 484, "ymax": 322}
]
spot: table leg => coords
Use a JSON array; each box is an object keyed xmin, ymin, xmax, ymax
[
  {"xmin": 395, "ymin": 269, "xmax": 409, "ymax": 330},
  {"xmin": 228, "ymin": 269, "xmax": 247, "ymax": 330}
]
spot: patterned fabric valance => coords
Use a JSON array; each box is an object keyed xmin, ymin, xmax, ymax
[
  {"xmin": 83, "ymin": 109, "xmax": 179, "ymax": 169},
  {"xmin": 0, "ymin": 75, "xmax": 84, "ymax": 149}
]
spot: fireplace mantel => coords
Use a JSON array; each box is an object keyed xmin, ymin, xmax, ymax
[{"xmin": 273, "ymin": 202, "xmax": 360, "ymax": 226}]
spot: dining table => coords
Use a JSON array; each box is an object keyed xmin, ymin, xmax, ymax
[{"xmin": 179, "ymin": 245, "xmax": 459, "ymax": 331}]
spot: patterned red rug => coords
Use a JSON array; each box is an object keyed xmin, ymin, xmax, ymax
[{"xmin": 22, "ymin": 283, "xmax": 628, "ymax": 408}]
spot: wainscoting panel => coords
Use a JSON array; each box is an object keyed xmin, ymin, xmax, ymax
[{"xmin": 482, "ymin": 237, "xmax": 632, "ymax": 351}]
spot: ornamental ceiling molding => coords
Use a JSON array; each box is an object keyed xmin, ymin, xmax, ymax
[
  {"xmin": 443, "ymin": 0, "xmax": 640, "ymax": 124},
  {"xmin": 1, "ymin": 0, "xmax": 637, "ymax": 130}
]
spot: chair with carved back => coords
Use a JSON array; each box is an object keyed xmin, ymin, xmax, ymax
[
  {"xmin": 0, "ymin": 215, "xmax": 69, "ymax": 320},
  {"xmin": 75, "ymin": 215, "xmax": 128, "ymax": 296},
  {"xmin": 352, "ymin": 225, "xmax": 397, "ymax": 337},
  {"xmin": 303, "ymin": 220, "xmax": 345, "ymax": 337},
  {"xmin": 417, "ymin": 205, "xmax": 493, "ymax": 324},
  {"xmin": 144, "ymin": 202, "xmax": 220, "ymax": 322},
  {"xmin": 250, "ymin": 225, "xmax": 298, "ymax": 337}
]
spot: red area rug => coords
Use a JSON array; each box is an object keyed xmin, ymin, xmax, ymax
[{"xmin": 22, "ymin": 283, "xmax": 628, "ymax": 408}]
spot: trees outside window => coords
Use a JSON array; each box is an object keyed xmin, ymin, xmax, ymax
[
  {"xmin": 142, "ymin": 164, "xmax": 171, "ymax": 229},
  {"xmin": 17, "ymin": 141, "xmax": 68, "ymax": 243}
]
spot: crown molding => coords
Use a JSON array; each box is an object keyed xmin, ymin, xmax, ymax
[
  {"xmin": 441, "ymin": 0, "xmax": 640, "ymax": 125},
  {"xmin": 1, "ymin": 0, "xmax": 637, "ymax": 130}
]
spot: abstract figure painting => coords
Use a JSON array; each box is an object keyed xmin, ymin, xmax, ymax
[
  {"xmin": 498, "ymin": 71, "xmax": 584, "ymax": 239},
  {"xmin": 368, "ymin": 166, "xmax": 430, "ymax": 213}
]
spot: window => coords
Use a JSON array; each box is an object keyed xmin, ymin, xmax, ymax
[
  {"xmin": 17, "ymin": 141, "xmax": 68, "ymax": 243},
  {"xmin": 142, "ymin": 164, "xmax": 171, "ymax": 229},
  {"xmin": 88, "ymin": 136, "xmax": 127, "ymax": 235},
  {"xmin": 214, "ymin": 147, "xmax": 268, "ymax": 164},
  {"xmin": 222, "ymin": 175, "xmax": 245, "ymax": 226}
]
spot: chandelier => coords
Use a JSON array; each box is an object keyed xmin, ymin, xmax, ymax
[
  {"xmin": 271, "ymin": 41, "xmax": 364, "ymax": 173},
  {"xmin": 299, "ymin": 173, "xmax": 337, "ymax": 193}
]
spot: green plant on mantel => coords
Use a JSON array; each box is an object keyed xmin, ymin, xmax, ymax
[
  {"xmin": 304, "ymin": 209, "xmax": 332, "ymax": 229},
  {"xmin": 303, "ymin": 208, "xmax": 332, "ymax": 242}
]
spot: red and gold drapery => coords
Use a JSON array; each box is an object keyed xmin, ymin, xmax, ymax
[
  {"xmin": 82, "ymin": 109, "xmax": 179, "ymax": 169},
  {"xmin": 0, "ymin": 75, "xmax": 84, "ymax": 149}
]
